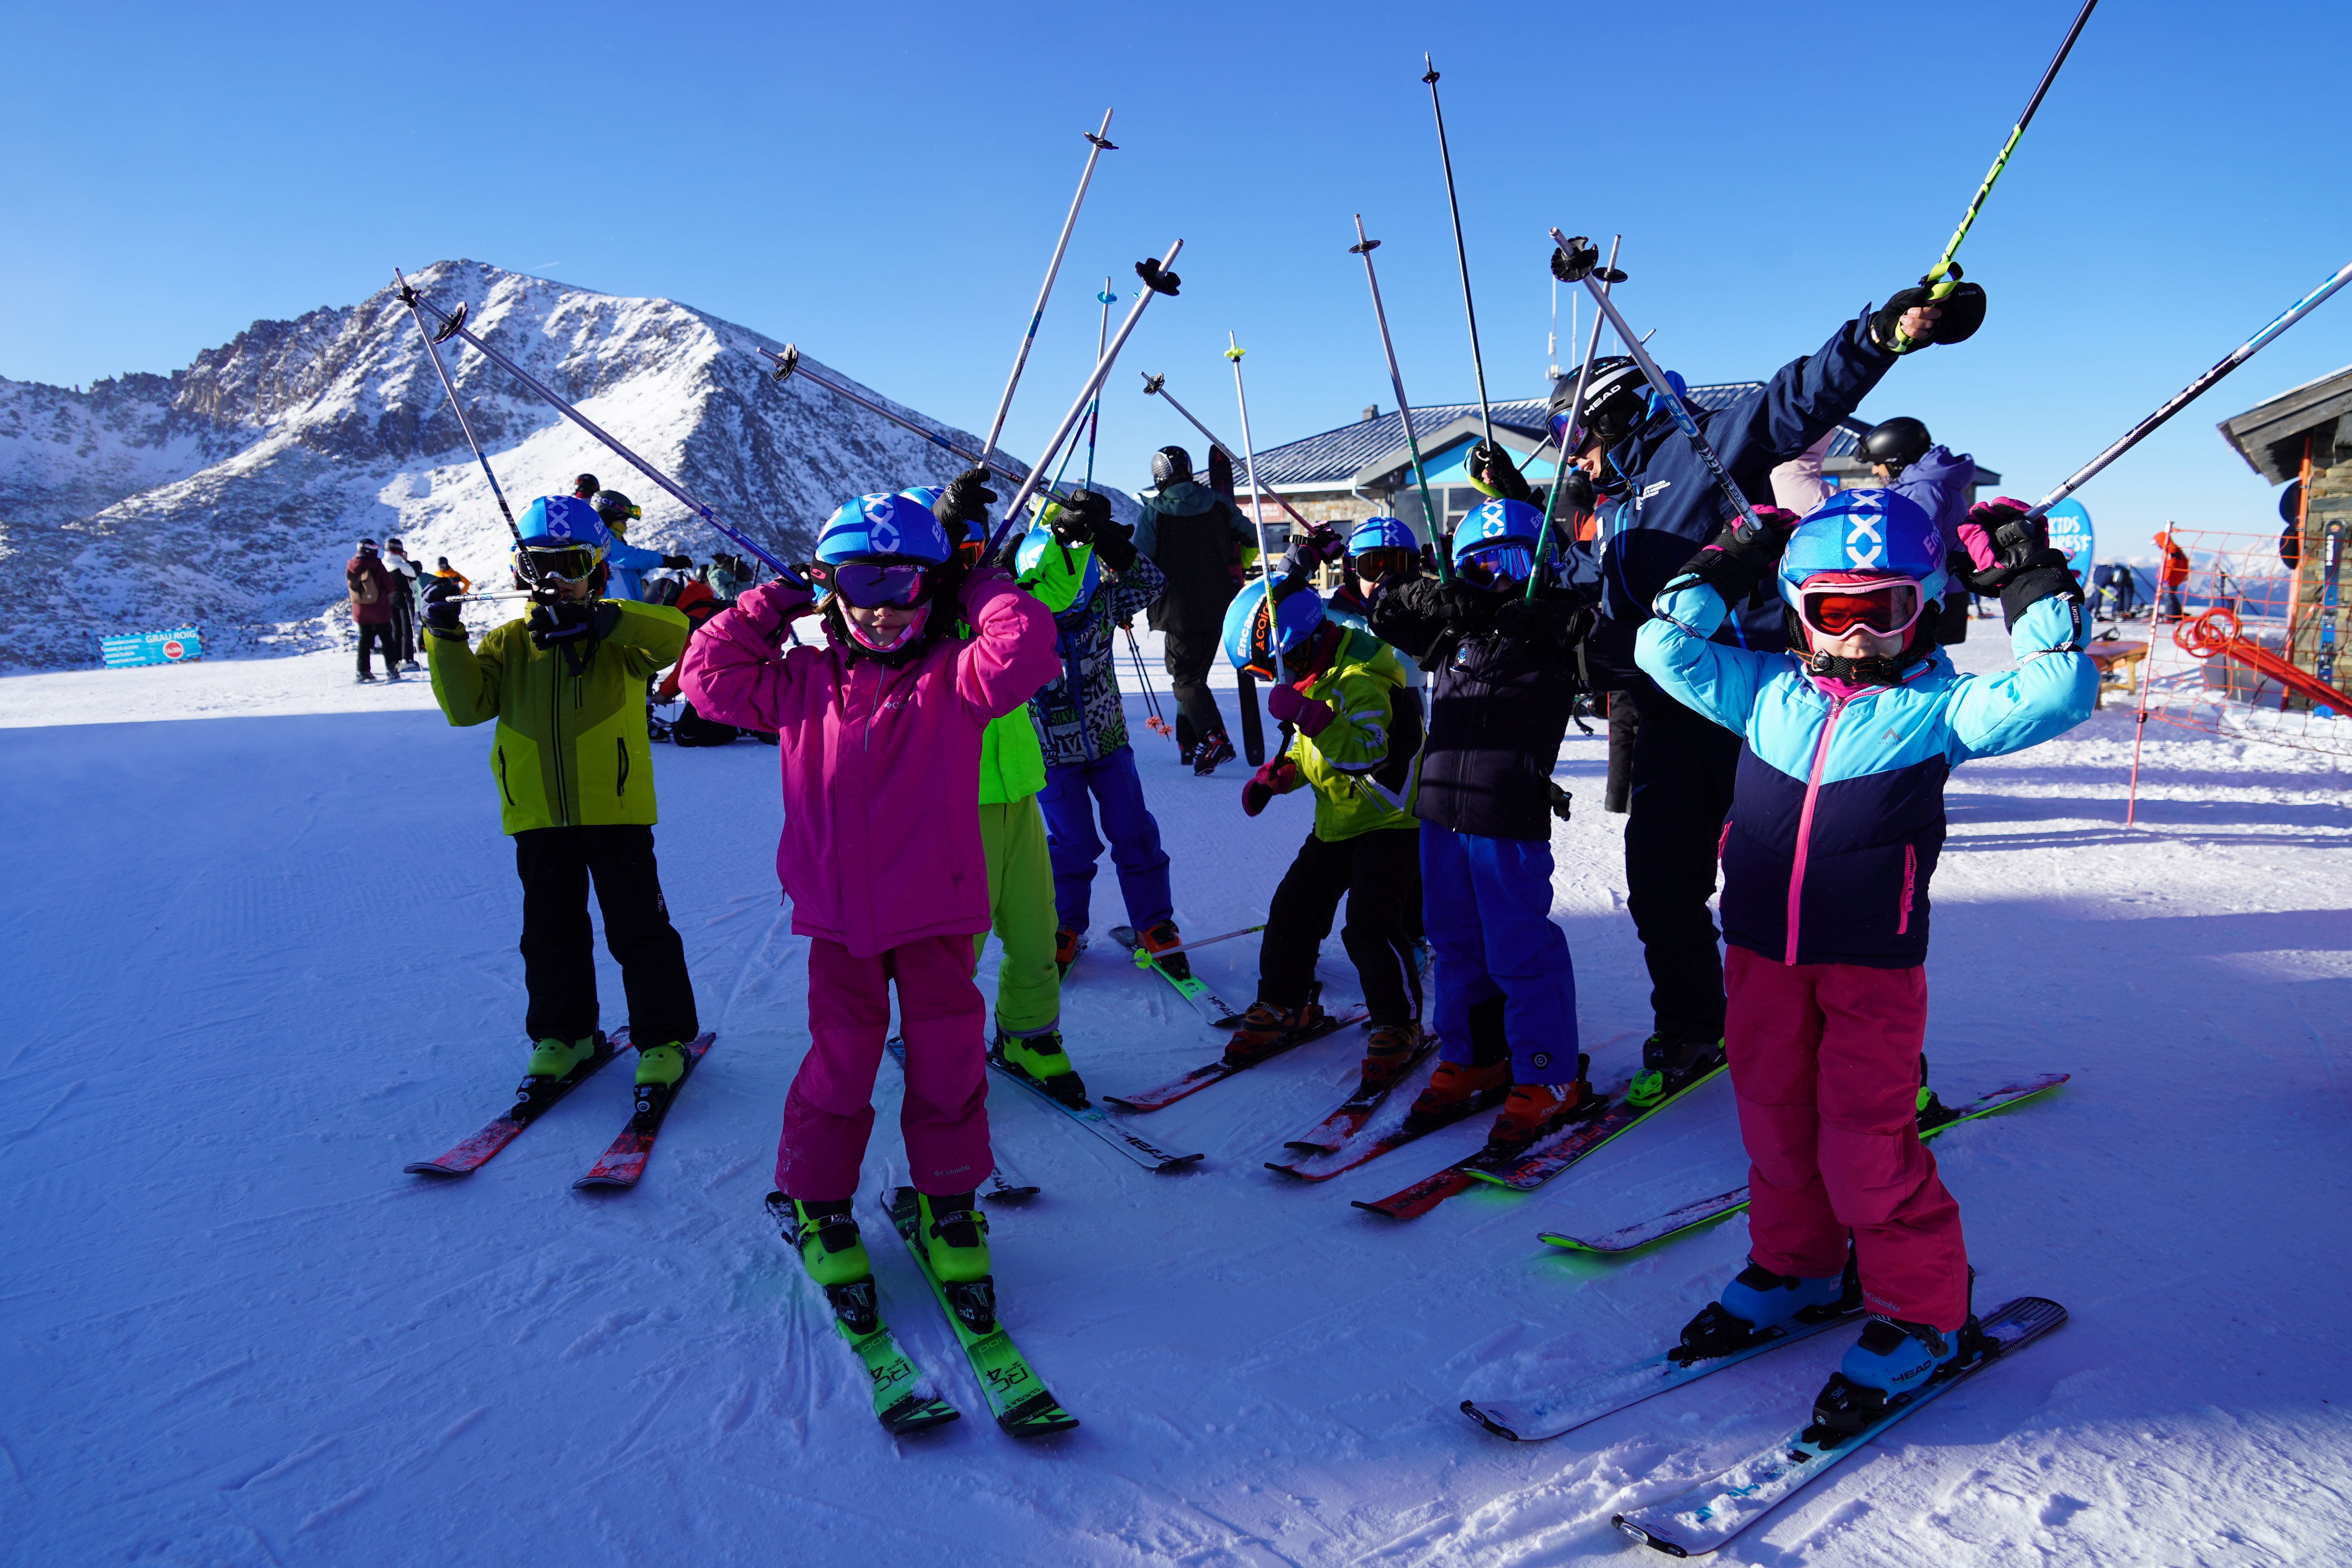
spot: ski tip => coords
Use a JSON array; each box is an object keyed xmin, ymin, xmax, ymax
[
  {"xmin": 570, "ymin": 1174, "xmax": 639, "ymax": 1191},
  {"xmin": 401, "ymin": 1161, "xmax": 470, "ymax": 1177},
  {"xmin": 1611, "ymin": 1516, "xmax": 1687, "ymax": 1557},
  {"xmin": 1459, "ymin": 1400, "xmax": 1522, "ymax": 1441},
  {"xmin": 982, "ymin": 1183, "xmax": 1042, "ymax": 1204},
  {"xmin": 880, "ymin": 1399, "xmax": 962, "ymax": 1436},
  {"xmin": 998, "ymin": 1392, "xmax": 1080, "ymax": 1437}
]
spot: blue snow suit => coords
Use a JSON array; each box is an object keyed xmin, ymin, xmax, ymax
[
  {"xmin": 1635, "ymin": 582, "xmax": 2095, "ymax": 968},
  {"xmin": 603, "ymin": 537, "xmax": 671, "ymax": 603},
  {"xmin": 1592, "ymin": 312, "xmax": 1902, "ymax": 681},
  {"xmin": 1031, "ymin": 552, "xmax": 1176, "ymax": 933},
  {"xmin": 1891, "ymin": 444, "xmax": 1979, "ymax": 557}
]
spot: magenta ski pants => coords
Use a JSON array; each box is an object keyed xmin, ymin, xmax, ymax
[{"xmin": 776, "ymin": 934, "xmax": 994, "ymax": 1200}]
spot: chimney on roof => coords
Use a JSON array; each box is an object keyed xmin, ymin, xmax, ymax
[{"xmin": 1362, "ymin": 404, "xmax": 1380, "ymax": 422}]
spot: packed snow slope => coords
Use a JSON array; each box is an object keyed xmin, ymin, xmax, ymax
[
  {"xmin": 0, "ymin": 260, "xmax": 1020, "ymax": 668},
  {"xmin": 4, "ymin": 628, "xmax": 2349, "ymax": 1566}
]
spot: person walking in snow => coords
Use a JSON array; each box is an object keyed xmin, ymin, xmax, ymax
[
  {"xmin": 383, "ymin": 538, "xmax": 424, "ymax": 670},
  {"xmin": 1634, "ymin": 487, "xmax": 2091, "ymax": 1434},
  {"xmin": 1220, "ymin": 535, "xmax": 1429, "ymax": 1091},
  {"xmin": 432, "ymin": 556, "xmax": 472, "ymax": 595},
  {"xmin": 347, "ymin": 539, "xmax": 403, "ymax": 684},
  {"xmin": 422, "ymin": 495, "xmax": 702, "ymax": 1094},
  {"xmin": 1135, "ymin": 445, "xmax": 1258, "ymax": 775},
  {"xmin": 1367, "ymin": 497, "xmax": 1599, "ymax": 1154},
  {"xmin": 1535, "ymin": 272, "xmax": 1980, "ymax": 1109},
  {"xmin": 675, "ymin": 482, "xmax": 1058, "ymax": 1303},
  {"xmin": 1018, "ymin": 492, "xmax": 1190, "ymax": 1014}
]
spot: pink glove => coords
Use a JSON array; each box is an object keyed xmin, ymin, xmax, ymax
[
  {"xmin": 739, "ymin": 577, "xmax": 815, "ymax": 643},
  {"xmin": 1264, "ymin": 681, "xmax": 1333, "ymax": 737},
  {"xmin": 1240, "ymin": 758, "xmax": 1299, "ymax": 817}
]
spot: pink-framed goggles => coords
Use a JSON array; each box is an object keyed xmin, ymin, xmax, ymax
[{"xmin": 1793, "ymin": 572, "xmax": 1926, "ymax": 641}]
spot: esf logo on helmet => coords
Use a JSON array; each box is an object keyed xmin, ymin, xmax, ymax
[{"xmin": 860, "ymin": 495, "xmax": 904, "ymax": 555}]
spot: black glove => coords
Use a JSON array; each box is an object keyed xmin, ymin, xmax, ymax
[
  {"xmin": 1871, "ymin": 278, "xmax": 1988, "ymax": 353},
  {"xmin": 1049, "ymin": 488, "xmax": 1110, "ymax": 549},
  {"xmin": 661, "ymin": 554, "xmax": 693, "ymax": 569},
  {"xmin": 1954, "ymin": 498, "xmax": 2082, "ymax": 623},
  {"xmin": 527, "ymin": 599, "xmax": 619, "ymax": 650},
  {"xmin": 1468, "ymin": 441, "xmax": 1534, "ymax": 503},
  {"xmin": 1493, "ymin": 594, "xmax": 1593, "ymax": 649},
  {"xmin": 1279, "ymin": 524, "xmax": 1345, "ymax": 582},
  {"xmin": 1094, "ymin": 514, "xmax": 1137, "ymax": 572},
  {"xmin": 933, "ymin": 468, "xmax": 998, "ymax": 535},
  {"xmin": 1670, "ymin": 506, "xmax": 1803, "ymax": 604},
  {"xmin": 1437, "ymin": 578, "xmax": 1500, "ymax": 638},
  {"xmin": 422, "ymin": 578, "xmax": 466, "ymax": 638},
  {"xmin": 1553, "ymin": 466, "xmax": 1596, "ymax": 516}
]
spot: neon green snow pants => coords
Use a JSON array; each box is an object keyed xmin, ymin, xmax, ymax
[{"xmin": 977, "ymin": 795, "xmax": 1062, "ymax": 1038}]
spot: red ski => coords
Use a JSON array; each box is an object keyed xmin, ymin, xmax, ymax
[
  {"xmin": 573, "ymin": 1031, "xmax": 718, "ymax": 1190},
  {"xmin": 1103, "ymin": 1009, "xmax": 1367, "ymax": 1114},
  {"xmin": 1265, "ymin": 1080, "xmax": 1503, "ymax": 1184},
  {"xmin": 404, "ymin": 1032, "xmax": 620, "ymax": 1176},
  {"xmin": 1279, "ymin": 1030, "xmax": 1438, "ymax": 1155}
]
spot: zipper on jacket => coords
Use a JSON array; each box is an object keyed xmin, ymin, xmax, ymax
[
  {"xmin": 547, "ymin": 649, "xmax": 571, "ymax": 824},
  {"xmin": 1897, "ymin": 842, "xmax": 1916, "ymax": 935},
  {"xmin": 1784, "ymin": 693, "xmax": 1848, "ymax": 965},
  {"xmin": 495, "ymin": 746, "xmax": 516, "ymax": 808},
  {"xmin": 616, "ymin": 735, "xmax": 629, "ymax": 797}
]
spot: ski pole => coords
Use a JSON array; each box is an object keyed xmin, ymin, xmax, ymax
[
  {"xmin": 1083, "ymin": 278, "xmax": 1114, "ymax": 491},
  {"xmin": 1422, "ymin": 56, "xmax": 1495, "ymax": 452},
  {"xmin": 2028, "ymin": 255, "xmax": 2352, "ymax": 519},
  {"xmin": 1548, "ymin": 230, "xmax": 1763, "ymax": 537},
  {"xmin": 984, "ymin": 241, "xmax": 1185, "ymax": 563},
  {"xmin": 1524, "ymin": 232, "xmax": 1620, "ymax": 602},
  {"xmin": 757, "ymin": 344, "xmax": 1037, "ymax": 492},
  {"xmin": 1347, "ymin": 213, "xmax": 1452, "ymax": 585},
  {"xmin": 1124, "ymin": 625, "xmax": 1171, "ymax": 738},
  {"xmin": 1137, "ymin": 372, "xmax": 1319, "ymax": 533},
  {"xmin": 1225, "ymin": 332, "xmax": 1283, "ymax": 619},
  {"xmin": 1127, "ymin": 923, "xmax": 1264, "ymax": 964},
  {"xmin": 1896, "ymin": 0, "xmax": 2099, "ymax": 349},
  {"xmin": 391, "ymin": 272, "xmax": 549, "ymax": 597},
  {"xmin": 399, "ymin": 277, "xmax": 793, "ymax": 575},
  {"xmin": 976, "ymin": 109, "xmax": 1118, "ymax": 479}
]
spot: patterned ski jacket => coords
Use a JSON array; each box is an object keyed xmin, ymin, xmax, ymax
[
  {"xmin": 1025, "ymin": 550, "xmax": 1167, "ymax": 768},
  {"xmin": 1635, "ymin": 580, "xmax": 2094, "ymax": 968},
  {"xmin": 1256, "ymin": 626, "xmax": 1422, "ymax": 842}
]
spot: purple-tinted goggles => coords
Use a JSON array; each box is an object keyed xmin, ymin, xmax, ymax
[{"xmin": 815, "ymin": 560, "xmax": 941, "ymax": 609}]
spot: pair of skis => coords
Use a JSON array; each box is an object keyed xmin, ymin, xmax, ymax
[
  {"xmin": 769, "ymin": 1190, "xmax": 1078, "ymax": 1439},
  {"xmin": 403, "ymin": 1029, "xmax": 717, "ymax": 1189},
  {"xmin": 1104, "ymin": 1001, "xmax": 1369, "ymax": 1112}
]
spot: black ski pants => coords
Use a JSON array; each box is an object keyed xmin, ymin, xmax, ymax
[
  {"xmin": 388, "ymin": 592, "xmax": 418, "ymax": 664},
  {"xmin": 514, "ymin": 824, "xmax": 699, "ymax": 1046},
  {"xmin": 1161, "ymin": 622, "xmax": 1227, "ymax": 748},
  {"xmin": 1257, "ymin": 826, "xmax": 1423, "ymax": 1027},
  {"xmin": 1624, "ymin": 677, "xmax": 1741, "ymax": 1044},
  {"xmin": 356, "ymin": 621, "xmax": 401, "ymax": 677}
]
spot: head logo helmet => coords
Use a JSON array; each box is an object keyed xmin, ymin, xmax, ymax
[
  {"xmin": 1778, "ymin": 488, "xmax": 1948, "ymax": 606},
  {"xmin": 1450, "ymin": 497, "xmax": 1543, "ymax": 563},
  {"xmin": 517, "ymin": 495, "xmax": 613, "ymax": 550},
  {"xmin": 1015, "ymin": 522, "xmax": 1103, "ymax": 613},
  {"xmin": 1550, "ymin": 355, "xmax": 1651, "ymax": 449},
  {"xmin": 1220, "ymin": 578, "xmax": 1325, "ymax": 676},
  {"xmin": 1149, "ymin": 446, "xmax": 1193, "ymax": 488},
  {"xmin": 1858, "ymin": 416, "xmax": 1933, "ymax": 473},
  {"xmin": 816, "ymin": 492, "xmax": 950, "ymax": 566},
  {"xmin": 1346, "ymin": 516, "xmax": 1418, "ymax": 556}
]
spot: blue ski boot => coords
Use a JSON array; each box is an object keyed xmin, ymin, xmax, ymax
[
  {"xmin": 1675, "ymin": 1255, "xmax": 1855, "ymax": 1364},
  {"xmin": 1806, "ymin": 1314, "xmax": 1973, "ymax": 1445}
]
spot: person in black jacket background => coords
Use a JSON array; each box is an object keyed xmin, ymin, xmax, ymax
[
  {"xmin": 1369, "ymin": 496, "xmax": 1597, "ymax": 1154},
  {"xmin": 1133, "ymin": 445, "xmax": 1258, "ymax": 775}
]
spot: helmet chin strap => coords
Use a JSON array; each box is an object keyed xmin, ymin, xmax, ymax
[{"xmin": 1793, "ymin": 603, "xmax": 1939, "ymax": 686}]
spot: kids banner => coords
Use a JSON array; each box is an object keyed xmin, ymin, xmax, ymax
[{"xmin": 100, "ymin": 628, "xmax": 204, "ymax": 668}]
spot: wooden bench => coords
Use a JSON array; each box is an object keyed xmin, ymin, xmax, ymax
[{"xmin": 2083, "ymin": 639, "xmax": 2147, "ymax": 708}]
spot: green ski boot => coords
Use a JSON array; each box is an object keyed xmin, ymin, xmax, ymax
[
  {"xmin": 1628, "ymin": 1034, "xmax": 1726, "ymax": 1110},
  {"xmin": 525, "ymin": 1034, "xmax": 599, "ymax": 1081},
  {"xmin": 998, "ymin": 1029, "xmax": 1086, "ymax": 1108},
  {"xmin": 634, "ymin": 1040, "xmax": 688, "ymax": 1087},
  {"xmin": 780, "ymin": 1195, "xmax": 873, "ymax": 1286},
  {"xmin": 915, "ymin": 1191, "xmax": 991, "ymax": 1285}
]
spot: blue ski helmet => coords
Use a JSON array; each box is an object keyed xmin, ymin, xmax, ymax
[
  {"xmin": 1450, "ymin": 497, "xmax": 1543, "ymax": 563},
  {"xmin": 1014, "ymin": 519, "xmax": 1102, "ymax": 613},
  {"xmin": 1347, "ymin": 516, "xmax": 1418, "ymax": 556},
  {"xmin": 517, "ymin": 494, "xmax": 612, "ymax": 550},
  {"xmin": 1222, "ymin": 577, "xmax": 1325, "ymax": 675},
  {"xmin": 816, "ymin": 491, "xmax": 951, "ymax": 566},
  {"xmin": 1778, "ymin": 488, "xmax": 1948, "ymax": 605}
]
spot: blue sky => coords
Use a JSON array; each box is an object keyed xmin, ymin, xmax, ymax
[{"xmin": 5, "ymin": 0, "xmax": 2347, "ymax": 558}]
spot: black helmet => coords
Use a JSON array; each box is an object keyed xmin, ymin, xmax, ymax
[
  {"xmin": 1548, "ymin": 356, "xmax": 1650, "ymax": 451},
  {"xmin": 1859, "ymin": 417, "xmax": 1933, "ymax": 474},
  {"xmin": 590, "ymin": 489, "xmax": 642, "ymax": 528},
  {"xmin": 1150, "ymin": 446, "xmax": 1193, "ymax": 488},
  {"xmin": 573, "ymin": 473, "xmax": 601, "ymax": 498}
]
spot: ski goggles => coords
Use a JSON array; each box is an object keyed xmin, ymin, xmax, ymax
[
  {"xmin": 516, "ymin": 544, "xmax": 603, "ymax": 584},
  {"xmin": 1795, "ymin": 577, "xmax": 1925, "ymax": 639},
  {"xmin": 809, "ymin": 559, "xmax": 944, "ymax": 609},
  {"xmin": 1349, "ymin": 546, "xmax": 1418, "ymax": 581},
  {"xmin": 1455, "ymin": 542, "xmax": 1534, "ymax": 588}
]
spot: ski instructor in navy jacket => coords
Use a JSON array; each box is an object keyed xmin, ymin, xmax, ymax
[{"xmin": 1483, "ymin": 256, "xmax": 1983, "ymax": 1098}]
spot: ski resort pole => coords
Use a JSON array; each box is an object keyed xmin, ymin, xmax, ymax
[
  {"xmin": 984, "ymin": 241, "xmax": 1185, "ymax": 563},
  {"xmin": 758, "ymin": 344, "xmax": 1035, "ymax": 492},
  {"xmin": 399, "ymin": 277, "xmax": 792, "ymax": 575},
  {"xmin": 391, "ymin": 272, "xmax": 548, "ymax": 596},
  {"xmin": 976, "ymin": 109, "xmax": 1118, "ymax": 478},
  {"xmin": 1347, "ymin": 214, "xmax": 1452, "ymax": 586},
  {"xmin": 1896, "ymin": 0, "xmax": 2099, "ymax": 349},
  {"xmin": 1137, "ymin": 373, "xmax": 1319, "ymax": 534},
  {"xmin": 1548, "ymin": 230, "xmax": 1763, "ymax": 536},
  {"xmin": 1084, "ymin": 279, "xmax": 1114, "ymax": 492},
  {"xmin": 1422, "ymin": 56, "xmax": 1496, "ymax": 452},
  {"xmin": 1225, "ymin": 332, "xmax": 1280, "ymax": 596},
  {"xmin": 1524, "ymin": 232, "xmax": 1620, "ymax": 602},
  {"xmin": 2025, "ymin": 256, "xmax": 2352, "ymax": 519}
]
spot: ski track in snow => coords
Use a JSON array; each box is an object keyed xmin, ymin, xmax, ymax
[{"xmin": 3, "ymin": 632, "xmax": 2350, "ymax": 1565}]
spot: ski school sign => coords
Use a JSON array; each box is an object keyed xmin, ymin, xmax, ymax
[
  {"xmin": 100, "ymin": 627, "xmax": 205, "ymax": 668},
  {"xmin": 2042, "ymin": 499, "xmax": 2096, "ymax": 585}
]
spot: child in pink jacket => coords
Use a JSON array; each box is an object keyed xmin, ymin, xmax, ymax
[{"xmin": 677, "ymin": 481, "xmax": 1057, "ymax": 1296}]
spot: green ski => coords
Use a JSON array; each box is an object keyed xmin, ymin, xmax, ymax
[
  {"xmin": 886, "ymin": 1186, "xmax": 1079, "ymax": 1438},
  {"xmin": 765, "ymin": 1193, "xmax": 958, "ymax": 1436}
]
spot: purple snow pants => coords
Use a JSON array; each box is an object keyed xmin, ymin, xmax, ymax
[{"xmin": 776, "ymin": 933, "xmax": 993, "ymax": 1200}]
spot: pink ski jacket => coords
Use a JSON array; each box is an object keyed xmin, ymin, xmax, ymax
[{"xmin": 678, "ymin": 569, "xmax": 1059, "ymax": 957}]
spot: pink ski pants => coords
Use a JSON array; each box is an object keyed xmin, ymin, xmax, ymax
[
  {"xmin": 776, "ymin": 933, "xmax": 993, "ymax": 1200},
  {"xmin": 1725, "ymin": 945, "xmax": 1969, "ymax": 1332}
]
